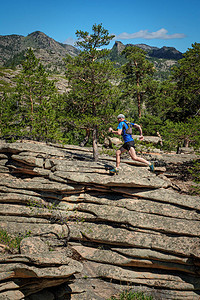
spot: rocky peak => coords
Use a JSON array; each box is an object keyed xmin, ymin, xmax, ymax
[
  {"xmin": 0, "ymin": 31, "xmax": 79, "ymax": 68},
  {"xmin": 113, "ymin": 40, "xmax": 126, "ymax": 54},
  {"xmin": 151, "ymin": 46, "xmax": 183, "ymax": 60},
  {"xmin": 111, "ymin": 41, "xmax": 183, "ymax": 60},
  {"xmin": 133, "ymin": 43, "xmax": 159, "ymax": 52},
  {"xmin": 25, "ymin": 31, "xmax": 63, "ymax": 51},
  {"xmin": 28, "ymin": 31, "xmax": 47, "ymax": 37},
  {"xmin": 0, "ymin": 34, "xmax": 24, "ymax": 64}
]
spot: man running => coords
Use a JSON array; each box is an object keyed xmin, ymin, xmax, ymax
[{"xmin": 108, "ymin": 114, "xmax": 154, "ymax": 174}]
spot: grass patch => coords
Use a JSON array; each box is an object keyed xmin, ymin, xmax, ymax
[
  {"xmin": 188, "ymin": 159, "xmax": 200, "ymax": 195},
  {"xmin": 188, "ymin": 160, "xmax": 200, "ymax": 183},
  {"xmin": 100, "ymin": 148, "xmax": 116, "ymax": 156},
  {"xmin": 189, "ymin": 185, "xmax": 200, "ymax": 196},
  {"xmin": 0, "ymin": 228, "xmax": 31, "ymax": 253},
  {"xmin": 108, "ymin": 290, "xmax": 154, "ymax": 300}
]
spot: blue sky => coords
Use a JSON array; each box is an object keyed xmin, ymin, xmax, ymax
[{"xmin": 1, "ymin": 0, "xmax": 199, "ymax": 53}]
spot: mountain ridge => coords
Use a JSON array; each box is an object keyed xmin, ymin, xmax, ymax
[
  {"xmin": 107, "ymin": 41, "xmax": 183, "ymax": 79},
  {"xmin": 111, "ymin": 40, "xmax": 183, "ymax": 60},
  {"xmin": 0, "ymin": 31, "xmax": 183, "ymax": 64},
  {"xmin": 0, "ymin": 31, "xmax": 79, "ymax": 72},
  {"xmin": 0, "ymin": 31, "xmax": 183, "ymax": 78}
]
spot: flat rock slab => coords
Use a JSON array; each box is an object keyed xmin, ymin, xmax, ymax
[
  {"xmin": 76, "ymin": 202, "xmax": 200, "ymax": 236},
  {"xmin": 0, "ymin": 140, "xmax": 200, "ymax": 299},
  {"xmin": 1, "ymin": 263, "xmax": 81, "ymax": 280},
  {"xmin": 77, "ymin": 193, "xmax": 200, "ymax": 220},
  {"xmin": 69, "ymin": 222, "xmax": 200, "ymax": 257},
  {"xmin": 71, "ymin": 244, "xmax": 196, "ymax": 274},
  {"xmin": 112, "ymin": 187, "xmax": 200, "ymax": 210},
  {"xmin": 53, "ymin": 162, "xmax": 169, "ymax": 188},
  {"xmin": 97, "ymin": 263, "xmax": 200, "ymax": 290},
  {"xmin": 0, "ymin": 176, "xmax": 85, "ymax": 197},
  {"xmin": 0, "ymin": 141, "xmax": 169, "ymax": 189}
]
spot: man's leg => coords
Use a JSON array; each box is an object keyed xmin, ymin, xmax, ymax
[
  {"xmin": 128, "ymin": 147, "xmax": 150, "ymax": 166},
  {"xmin": 116, "ymin": 148, "xmax": 126, "ymax": 168},
  {"xmin": 109, "ymin": 148, "xmax": 126, "ymax": 174}
]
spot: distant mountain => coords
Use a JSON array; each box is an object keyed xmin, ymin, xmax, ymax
[
  {"xmin": 110, "ymin": 41, "xmax": 183, "ymax": 60},
  {"xmin": 0, "ymin": 31, "xmax": 79, "ymax": 73},
  {"xmin": 108, "ymin": 41, "xmax": 183, "ymax": 80},
  {"xmin": 0, "ymin": 31, "xmax": 183, "ymax": 79},
  {"xmin": 133, "ymin": 43, "xmax": 159, "ymax": 52}
]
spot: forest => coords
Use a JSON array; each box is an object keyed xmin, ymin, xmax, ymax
[{"xmin": 0, "ymin": 24, "xmax": 199, "ymax": 161}]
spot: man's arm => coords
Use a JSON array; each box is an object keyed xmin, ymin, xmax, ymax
[
  {"xmin": 133, "ymin": 124, "xmax": 144, "ymax": 140},
  {"xmin": 108, "ymin": 127, "xmax": 122, "ymax": 135}
]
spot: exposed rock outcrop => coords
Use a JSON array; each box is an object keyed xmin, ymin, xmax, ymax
[
  {"xmin": 0, "ymin": 140, "xmax": 200, "ymax": 299},
  {"xmin": 0, "ymin": 31, "xmax": 79, "ymax": 67}
]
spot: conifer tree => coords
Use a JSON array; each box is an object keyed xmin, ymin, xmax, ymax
[
  {"xmin": 121, "ymin": 46, "xmax": 155, "ymax": 119},
  {"xmin": 0, "ymin": 92, "xmax": 19, "ymax": 138},
  {"xmin": 145, "ymin": 79, "xmax": 178, "ymax": 121},
  {"xmin": 171, "ymin": 42, "xmax": 200, "ymax": 120},
  {"xmin": 65, "ymin": 24, "xmax": 120, "ymax": 161},
  {"xmin": 160, "ymin": 116, "xmax": 200, "ymax": 149},
  {"xmin": 16, "ymin": 48, "xmax": 61, "ymax": 141}
]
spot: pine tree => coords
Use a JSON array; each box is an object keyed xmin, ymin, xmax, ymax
[
  {"xmin": 171, "ymin": 42, "xmax": 200, "ymax": 120},
  {"xmin": 0, "ymin": 92, "xmax": 20, "ymax": 139},
  {"xmin": 160, "ymin": 116, "xmax": 200, "ymax": 150},
  {"xmin": 65, "ymin": 24, "xmax": 120, "ymax": 161},
  {"xmin": 145, "ymin": 79, "xmax": 178, "ymax": 121},
  {"xmin": 121, "ymin": 46, "xmax": 155, "ymax": 119},
  {"xmin": 16, "ymin": 48, "xmax": 61, "ymax": 141}
]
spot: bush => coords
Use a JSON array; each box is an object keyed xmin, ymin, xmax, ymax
[
  {"xmin": 108, "ymin": 290, "xmax": 154, "ymax": 300},
  {"xmin": 0, "ymin": 228, "xmax": 31, "ymax": 253},
  {"xmin": 188, "ymin": 159, "xmax": 200, "ymax": 183},
  {"xmin": 160, "ymin": 117, "xmax": 200, "ymax": 151}
]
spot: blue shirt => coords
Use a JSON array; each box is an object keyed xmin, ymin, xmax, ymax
[{"xmin": 117, "ymin": 120, "xmax": 134, "ymax": 143}]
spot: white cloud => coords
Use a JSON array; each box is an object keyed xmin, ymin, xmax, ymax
[
  {"xmin": 114, "ymin": 28, "xmax": 186, "ymax": 40},
  {"xmin": 64, "ymin": 37, "xmax": 76, "ymax": 45}
]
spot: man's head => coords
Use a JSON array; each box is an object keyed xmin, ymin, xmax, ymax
[{"xmin": 117, "ymin": 114, "xmax": 125, "ymax": 122}]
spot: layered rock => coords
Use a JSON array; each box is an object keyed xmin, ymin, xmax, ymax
[
  {"xmin": 0, "ymin": 140, "xmax": 200, "ymax": 299},
  {"xmin": 0, "ymin": 237, "xmax": 82, "ymax": 299}
]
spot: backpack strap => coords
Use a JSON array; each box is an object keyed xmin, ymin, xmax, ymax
[{"xmin": 122, "ymin": 121, "xmax": 133, "ymax": 134}]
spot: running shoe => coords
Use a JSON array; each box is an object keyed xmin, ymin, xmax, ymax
[
  {"xmin": 149, "ymin": 163, "xmax": 155, "ymax": 172},
  {"xmin": 109, "ymin": 167, "xmax": 119, "ymax": 175}
]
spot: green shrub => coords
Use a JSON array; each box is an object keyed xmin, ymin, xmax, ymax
[
  {"xmin": 0, "ymin": 228, "xmax": 31, "ymax": 253},
  {"xmin": 188, "ymin": 160, "xmax": 200, "ymax": 183},
  {"xmin": 188, "ymin": 159, "xmax": 200, "ymax": 195},
  {"xmin": 108, "ymin": 290, "xmax": 154, "ymax": 300}
]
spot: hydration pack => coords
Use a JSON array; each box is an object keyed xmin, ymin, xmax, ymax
[{"xmin": 122, "ymin": 121, "xmax": 133, "ymax": 135}]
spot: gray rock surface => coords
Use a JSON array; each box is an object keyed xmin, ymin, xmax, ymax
[{"xmin": 0, "ymin": 140, "xmax": 200, "ymax": 299}]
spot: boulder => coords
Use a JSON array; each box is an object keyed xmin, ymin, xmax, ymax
[{"xmin": 104, "ymin": 136, "xmax": 122, "ymax": 147}]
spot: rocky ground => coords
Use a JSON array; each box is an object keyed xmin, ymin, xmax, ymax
[
  {"xmin": 0, "ymin": 140, "xmax": 200, "ymax": 300},
  {"xmin": 0, "ymin": 67, "xmax": 69, "ymax": 95}
]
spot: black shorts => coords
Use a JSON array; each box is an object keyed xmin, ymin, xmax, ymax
[{"xmin": 120, "ymin": 140, "xmax": 135, "ymax": 151}]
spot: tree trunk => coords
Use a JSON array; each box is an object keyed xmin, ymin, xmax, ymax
[
  {"xmin": 80, "ymin": 128, "xmax": 90, "ymax": 147},
  {"xmin": 136, "ymin": 77, "xmax": 141, "ymax": 119},
  {"xmin": 183, "ymin": 138, "xmax": 189, "ymax": 147},
  {"xmin": 93, "ymin": 125, "xmax": 99, "ymax": 161},
  {"xmin": 137, "ymin": 92, "xmax": 141, "ymax": 119},
  {"xmin": 30, "ymin": 91, "xmax": 34, "ymax": 133}
]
